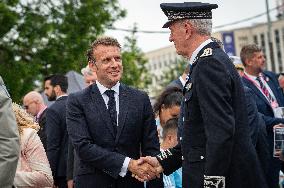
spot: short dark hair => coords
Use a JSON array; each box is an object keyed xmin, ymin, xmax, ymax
[
  {"xmin": 153, "ymin": 87, "xmax": 183, "ymax": 115},
  {"xmin": 88, "ymin": 36, "xmax": 121, "ymax": 62},
  {"xmin": 44, "ymin": 74, "xmax": 68, "ymax": 93},
  {"xmin": 162, "ymin": 118, "xmax": 178, "ymax": 139},
  {"xmin": 240, "ymin": 44, "xmax": 262, "ymax": 66},
  {"xmin": 86, "ymin": 48, "xmax": 93, "ymax": 63}
]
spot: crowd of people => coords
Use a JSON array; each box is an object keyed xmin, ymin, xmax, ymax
[{"xmin": 1, "ymin": 2, "xmax": 284, "ymax": 188}]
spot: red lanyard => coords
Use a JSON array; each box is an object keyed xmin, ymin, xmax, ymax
[{"xmin": 243, "ymin": 74, "xmax": 278, "ymax": 108}]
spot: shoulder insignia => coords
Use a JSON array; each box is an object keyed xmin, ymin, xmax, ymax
[
  {"xmin": 157, "ymin": 149, "xmax": 173, "ymax": 161},
  {"xmin": 204, "ymin": 175, "xmax": 225, "ymax": 188},
  {"xmin": 200, "ymin": 48, "xmax": 213, "ymax": 57}
]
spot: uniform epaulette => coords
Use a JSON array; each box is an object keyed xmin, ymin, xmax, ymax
[{"xmin": 200, "ymin": 48, "xmax": 213, "ymax": 57}]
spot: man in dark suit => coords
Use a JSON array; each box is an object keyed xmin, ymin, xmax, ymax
[
  {"xmin": 23, "ymin": 91, "xmax": 48, "ymax": 149},
  {"xmin": 66, "ymin": 36, "xmax": 162, "ymax": 187},
  {"xmin": 44, "ymin": 74, "xmax": 69, "ymax": 188},
  {"xmin": 136, "ymin": 2, "xmax": 267, "ymax": 188},
  {"xmin": 241, "ymin": 44, "xmax": 284, "ymax": 188}
]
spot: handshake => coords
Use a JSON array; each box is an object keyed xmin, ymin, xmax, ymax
[{"xmin": 128, "ymin": 156, "xmax": 164, "ymax": 182}]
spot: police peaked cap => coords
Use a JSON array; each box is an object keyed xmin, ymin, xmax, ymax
[{"xmin": 160, "ymin": 2, "xmax": 218, "ymax": 28}]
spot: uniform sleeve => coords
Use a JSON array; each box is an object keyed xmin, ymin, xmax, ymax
[
  {"xmin": 157, "ymin": 143, "xmax": 183, "ymax": 175},
  {"xmin": 196, "ymin": 58, "xmax": 234, "ymax": 179},
  {"xmin": 14, "ymin": 129, "xmax": 53, "ymax": 187}
]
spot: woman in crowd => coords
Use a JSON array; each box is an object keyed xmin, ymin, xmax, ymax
[
  {"xmin": 12, "ymin": 103, "xmax": 53, "ymax": 187},
  {"xmin": 153, "ymin": 87, "xmax": 183, "ymax": 139}
]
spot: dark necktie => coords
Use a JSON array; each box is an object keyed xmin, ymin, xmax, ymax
[
  {"xmin": 105, "ymin": 90, "xmax": 117, "ymax": 135},
  {"xmin": 256, "ymin": 76, "xmax": 276, "ymax": 104}
]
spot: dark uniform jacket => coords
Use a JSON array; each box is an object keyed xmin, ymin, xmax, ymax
[
  {"xmin": 66, "ymin": 83, "xmax": 163, "ymax": 188},
  {"xmin": 157, "ymin": 42, "xmax": 267, "ymax": 188}
]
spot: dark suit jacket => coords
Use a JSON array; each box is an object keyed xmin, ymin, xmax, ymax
[
  {"xmin": 242, "ymin": 71, "xmax": 284, "ymax": 188},
  {"xmin": 38, "ymin": 108, "xmax": 47, "ymax": 150},
  {"xmin": 46, "ymin": 96, "xmax": 68, "ymax": 184},
  {"xmin": 244, "ymin": 86, "xmax": 270, "ymax": 184},
  {"xmin": 157, "ymin": 42, "xmax": 267, "ymax": 188},
  {"xmin": 166, "ymin": 78, "xmax": 183, "ymax": 90},
  {"xmin": 66, "ymin": 84, "xmax": 162, "ymax": 188},
  {"xmin": 242, "ymin": 71, "xmax": 284, "ymax": 133}
]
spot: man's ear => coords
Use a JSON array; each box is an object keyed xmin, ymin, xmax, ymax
[
  {"xmin": 245, "ymin": 59, "xmax": 252, "ymax": 66},
  {"xmin": 184, "ymin": 21, "xmax": 192, "ymax": 40},
  {"xmin": 89, "ymin": 62, "xmax": 97, "ymax": 71},
  {"xmin": 54, "ymin": 85, "xmax": 61, "ymax": 93}
]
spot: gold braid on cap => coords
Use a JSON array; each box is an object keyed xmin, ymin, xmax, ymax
[{"xmin": 12, "ymin": 102, "xmax": 40, "ymax": 135}]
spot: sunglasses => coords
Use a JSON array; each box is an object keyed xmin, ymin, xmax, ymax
[{"xmin": 24, "ymin": 101, "xmax": 36, "ymax": 109}]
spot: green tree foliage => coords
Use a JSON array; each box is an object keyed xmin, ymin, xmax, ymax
[
  {"xmin": 160, "ymin": 58, "xmax": 187, "ymax": 88},
  {"xmin": 121, "ymin": 24, "xmax": 151, "ymax": 90},
  {"xmin": 0, "ymin": 0, "xmax": 125, "ymax": 102}
]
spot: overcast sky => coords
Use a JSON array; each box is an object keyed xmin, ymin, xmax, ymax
[{"xmin": 105, "ymin": 0, "xmax": 278, "ymax": 52}]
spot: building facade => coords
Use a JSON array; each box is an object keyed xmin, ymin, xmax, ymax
[
  {"xmin": 212, "ymin": 18, "xmax": 284, "ymax": 73},
  {"xmin": 144, "ymin": 45, "xmax": 184, "ymax": 97}
]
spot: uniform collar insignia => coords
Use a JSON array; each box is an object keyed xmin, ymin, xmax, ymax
[
  {"xmin": 185, "ymin": 82, "xmax": 192, "ymax": 91},
  {"xmin": 200, "ymin": 48, "xmax": 213, "ymax": 57}
]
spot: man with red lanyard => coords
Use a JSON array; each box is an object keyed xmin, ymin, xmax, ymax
[{"xmin": 241, "ymin": 44, "xmax": 284, "ymax": 188}]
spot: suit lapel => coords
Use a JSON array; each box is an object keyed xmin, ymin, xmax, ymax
[
  {"xmin": 242, "ymin": 77, "xmax": 271, "ymax": 106},
  {"xmin": 264, "ymin": 73, "xmax": 281, "ymax": 103},
  {"xmin": 115, "ymin": 84, "xmax": 129, "ymax": 143},
  {"xmin": 90, "ymin": 84, "xmax": 116, "ymax": 138}
]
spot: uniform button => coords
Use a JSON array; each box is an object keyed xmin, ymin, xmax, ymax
[
  {"xmin": 179, "ymin": 137, "xmax": 182, "ymax": 141},
  {"xmin": 200, "ymin": 156, "xmax": 204, "ymax": 159}
]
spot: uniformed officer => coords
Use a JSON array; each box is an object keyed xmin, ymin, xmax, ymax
[{"xmin": 136, "ymin": 2, "xmax": 268, "ymax": 188}]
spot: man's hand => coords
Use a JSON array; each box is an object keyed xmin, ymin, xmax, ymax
[
  {"xmin": 128, "ymin": 159, "xmax": 157, "ymax": 182},
  {"xmin": 273, "ymin": 123, "xmax": 284, "ymax": 130},
  {"xmin": 67, "ymin": 179, "xmax": 74, "ymax": 188},
  {"xmin": 132, "ymin": 156, "xmax": 163, "ymax": 182}
]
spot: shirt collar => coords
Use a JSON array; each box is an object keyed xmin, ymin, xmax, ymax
[
  {"xmin": 96, "ymin": 80, "xmax": 120, "ymax": 95},
  {"xmin": 179, "ymin": 76, "xmax": 186, "ymax": 87},
  {"xmin": 36, "ymin": 106, "xmax": 47, "ymax": 119},
  {"xmin": 189, "ymin": 38, "xmax": 213, "ymax": 65},
  {"xmin": 244, "ymin": 71, "xmax": 259, "ymax": 81},
  {"xmin": 56, "ymin": 94, "xmax": 68, "ymax": 100}
]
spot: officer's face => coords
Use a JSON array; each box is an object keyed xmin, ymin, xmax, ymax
[
  {"xmin": 90, "ymin": 45, "xmax": 123, "ymax": 89},
  {"xmin": 159, "ymin": 105, "xmax": 180, "ymax": 127},
  {"xmin": 169, "ymin": 21, "xmax": 187, "ymax": 56}
]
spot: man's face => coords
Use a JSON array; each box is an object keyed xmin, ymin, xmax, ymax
[
  {"xmin": 23, "ymin": 98, "xmax": 38, "ymax": 116},
  {"xmin": 169, "ymin": 21, "xmax": 187, "ymax": 56},
  {"xmin": 84, "ymin": 71, "xmax": 97, "ymax": 86},
  {"xmin": 44, "ymin": 80, "xmax": 56, "ymax": 101},
  {"xmin": 90, "ymin": 45, "xmax": 123, "ymax": 88},
  {"xmin": 248, "ymin": 51, "xmax": 266, "ymax": 74}
]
